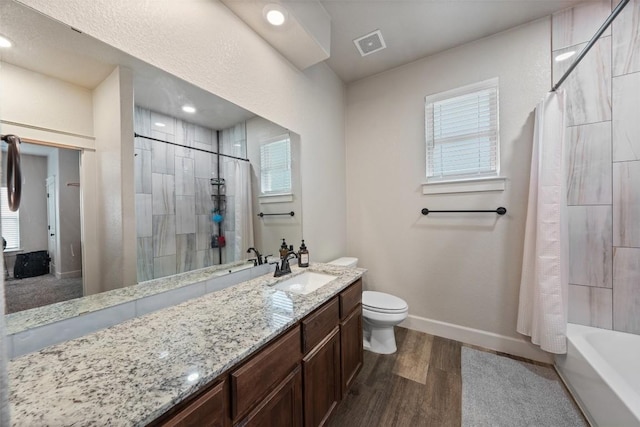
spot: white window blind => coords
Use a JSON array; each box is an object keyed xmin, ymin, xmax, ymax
[
  {"xmin": 1, "ymin": 187, "xmax": 20, "ymax": 250},
  {"xmin": 425, "ymin": 78, "xmax": 499, "ymax": 182},
  {"xmin": 260, "ymin": 135, "xmax": 292, "ymax": 195}
]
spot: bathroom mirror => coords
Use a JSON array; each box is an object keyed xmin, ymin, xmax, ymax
[{"xmin": 0, "ymin": 0, "xmax": 302, "ymax": 318}]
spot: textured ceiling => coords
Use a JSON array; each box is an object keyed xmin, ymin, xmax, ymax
[{"xmin": 321, "ymin": 0, "xmax": 589, "ymax": 82}]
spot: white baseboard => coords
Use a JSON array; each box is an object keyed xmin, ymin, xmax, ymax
[
  {"xmin": 400, "ymin": 314, "xmax": 553, "ymax": 364},
  {"xmin": 56, "ymin": 270, "xmax": 82, "ymax": 279}
]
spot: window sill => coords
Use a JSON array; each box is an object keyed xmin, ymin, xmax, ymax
[
  {"xmin": 422, "ymin": 176, "xmax": 506, "ymax": 195},
  {"xmin": 3, "ymin": 248, "xmax": 23, "ymax": 254},
  {"xmin": 259, "ymin": 193, "xmax": 293, "ymax": 204}
]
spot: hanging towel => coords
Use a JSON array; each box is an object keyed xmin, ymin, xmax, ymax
[{"xmin": 516, "ymin": 90, "xmax": 569, "ymax": 354}]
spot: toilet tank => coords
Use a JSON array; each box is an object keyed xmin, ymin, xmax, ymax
[{"xmin": 328, "ymin": 257, "xmax": 358, "ymax": 268}]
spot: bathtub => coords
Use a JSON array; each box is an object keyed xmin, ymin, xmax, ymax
[{"xmin": 555, "ymin": 323, "xmax": 640, "ymax": 427}]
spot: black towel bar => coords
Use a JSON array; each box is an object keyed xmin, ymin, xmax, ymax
[
  {"xmin": 421, "ymin": 207, "xmax": 507, "ymax": 215},
  {"xmin": 257, "ymin": 211, "xmax": 295, "ymax": 217}
]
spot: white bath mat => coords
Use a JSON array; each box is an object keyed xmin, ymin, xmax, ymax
[{"xmin": 461, "ymin": 347, "xmax": 587, "ymax": 427}]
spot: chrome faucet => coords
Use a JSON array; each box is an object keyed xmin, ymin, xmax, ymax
[
  {"xmin": 274, "ymin": 251, "xmax": 298, "ymax": 277},
  {"xmin": 246, "ymin": 247, "xmax": 263, "ymax": 266}
]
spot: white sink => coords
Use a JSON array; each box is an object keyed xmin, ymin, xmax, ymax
[{"xmin": 273, "ymin": 272, "xmax": 338, "ymax": 295}]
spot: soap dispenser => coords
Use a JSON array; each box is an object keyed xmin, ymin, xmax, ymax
[
  {"xmin": 298, "ymin": 240, "xmax": 309, "ymax": 268},
  {"xmin": 279, "ymin": 239, "xmax": 289, "ymax": 259}
]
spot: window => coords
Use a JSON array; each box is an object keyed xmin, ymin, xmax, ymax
[
  {"xmin": 260, "ymin": 134, "xmax": 292, "ymax": 196},
  {"xmin": 425, "ymin": 78, "xmax": 499, "ymax": 182},
  {"xmin": 1, "ymin": 187, "xmax": 20, "ymax": 250}
]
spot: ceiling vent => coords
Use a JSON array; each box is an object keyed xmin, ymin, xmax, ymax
[{"xmin": 353, "ymin": 29, "xmax": 386, "ymax": 57}]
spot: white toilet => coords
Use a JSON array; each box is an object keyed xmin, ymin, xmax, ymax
[{"xmin": 328, "ymin": 257, "xmax": 409, "ymax": 355}]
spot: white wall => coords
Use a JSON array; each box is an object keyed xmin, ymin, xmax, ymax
[
  {"xmin": 345, "ymin": 19, "xmax": 551, "ymax": 360},
  {"xmin": 0, "ymin": 61, "xmax": 94, "ymax": 148},
  {"xmin": 92, "ymin": 66, "xmax": 137, "ymax": 293},
  {"xmin": 19, "ymin": 0, "xmax": 348, "ymax": 264}
]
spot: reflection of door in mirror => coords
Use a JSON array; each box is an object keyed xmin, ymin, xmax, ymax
[{"xmin": 1, "ymin": 141, "xmax": 83, "ymax": 314}]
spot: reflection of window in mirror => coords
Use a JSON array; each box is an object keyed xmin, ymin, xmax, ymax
[
  {"xmin": 1, "ymin": 187, "xmax": 20, "ymax": 250},
  {"xmin": 260, "ymin": 134, "xmax": 292, "ymax": 196}
]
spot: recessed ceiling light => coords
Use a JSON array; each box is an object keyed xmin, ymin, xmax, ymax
[
  {"xmin": 154, "ymin": 122, "xmax": 166, "ymax": 128},
  {"xmin": 263, "ymin": 4, "xmax": 287, "ymax": 26},
  {"xmin": 182, "ymin": 105, "xmax": 196, "ymax": 113},
  {"xmin": 0, "ymin": 35, "xmax": 13, "ymax": 48},
  {"xmin": 555, "ymin": 51, "xmax": 576, "ymax": 62}
]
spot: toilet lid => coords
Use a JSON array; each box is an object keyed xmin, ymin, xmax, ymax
[{"xmin": 362, "ymin": 291, "xmax": 408, "ymax": 312}]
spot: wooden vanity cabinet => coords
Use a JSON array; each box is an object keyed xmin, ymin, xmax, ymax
[
  {"xmin": 339, "ymin": 279, "xmax": 363, "ymax": 395},
  {"xmin": 239, "ymin": 366, "xmax": 303, "ymax": 427},
  {"xmin": 301, "ymin": 298, "xmax": 341, "ymax": 427},
  {"xmin": 155, "ymin": 379, "xmax": 230, "ymax": 427},
  {"xmin": 153, "ymin": 279, "xmax": 364, "ymax": 427},
  {"xmin": 231, "ymin": 326, "xmax": 302, "ymax": 424}
]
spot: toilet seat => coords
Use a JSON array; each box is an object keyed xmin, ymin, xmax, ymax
[{"xmin": 362, "ymin": 291, "xmax": 408, "ymax": 314}]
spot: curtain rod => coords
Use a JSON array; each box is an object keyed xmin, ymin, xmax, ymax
[
  {"xmin": 552, "ymin": 0, "xmax": 630, "ymax": 92},
  {"xmin": 134, "ymin": 133, "xmax": 250, "ymax": 162}
]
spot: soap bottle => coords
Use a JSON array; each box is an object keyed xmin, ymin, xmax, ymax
[
  {"xmin": 279, "ymin": 239, "xmax": 289, "ymax": 259},
  {"xmin": 298, "ymin": 240, "xmax": 309, "ymax": 268}
]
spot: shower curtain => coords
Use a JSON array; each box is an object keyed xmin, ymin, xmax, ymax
[
  {"xmin": 232, "ymin": 160, "xmax": 254, "ymax": 262},
  {"xmin": 516, "ymin": 90, "xmax": 569, "ymax": 354}
]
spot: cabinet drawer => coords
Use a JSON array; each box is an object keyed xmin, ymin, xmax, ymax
[
  {"xmin": 339, "ymin": 279, "xmax": 362, "ymax": 320},
  {"xmin": 162, "ymin": 379, "xmax": 228, "ymax": 427},
  {"xmin": 302, "ymin": 298, "xmax": 339, "ymax": 353},
  {"xmin": 231, "ymin": 326, "xmax": 302, "ymax": 421}
]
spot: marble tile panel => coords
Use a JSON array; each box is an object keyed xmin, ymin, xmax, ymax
[
  {"xmin": 175, "ymin": 121, "xmax": 196, "ymax": 159},
  {"xmin": 566, "ymin": 122, "xmax": 612, "ymax": 204},
  {"xmin": 196, "ymin": 215, "xmax": 213, "ymax": 251},
  {"xmin": 176, "ymin": 233, "xmax": 197, "ymax": 273},
  {"xmin": 195, "ymin": 152, "xmax": 213, "ymax": 179},
  {"xmin": 175, "ymin": 156, "xmax": 195, "ymax": 196},
  {"xmin": 150, "ymin": 111, "xmax": 176, "ymax": 136},
  {"xmin": 135, "ymin": 148, "xmax": 152, "ymax": 194},
  {"xmin": 153, "ymin": 254, "xmax": 176, "ymax": 279},
  {"xmin": 552, "ymin": 0, "xmax": 611, "ymax": 50},
  {"xmin": 195, "ymin": 126, "xmax": 213, "ymax": 146},
  {"xmin": 613, "ymin": 72, "xmax": 640, "ymax": 161},
  {"xmin": 134, "ymin": 107, "xmax": 152, "ymax": 149},
  {"xmin": 176, "ymin": 196, "xmax": 196, "ymax": 234},
  {"xmin": 568, "ymin": 284, "xmax": 612, "ymax": 329},
  {"xmin": 195, "ymin": 249, "xmax": 213, "ymax": 270},
  {"xmin": 152, "ymin": 215, "xmax": 176, "ymax": 257},
  {"xmin": 613, "ymin": 247, "xmax": 640, "ymax": 334},
  {"xmin": 613, "ymin": 161, "xmax": 640, "ymax": 246},
  {"xmin": 553, "ymin": 38, "xmax": 612, "ymax": 126},
  {"xmin": 195, "ymin": 178, "xmax": 214, "ymax": 215},
  {"xmin": 151, "ymin": 138, "xmax": 175, "ymax": 174},
  {"xmin": 152, "ymin": 173, "xmax": 175, "ymax": 215},
  {"xmin": 613, "ymin": 0, "xmax": 640, "ymax": 76},
  {"xmin": 137, "ymin": 237, "xmax": 153, "ymax": 283},
  {"xmin": 568, "ymin": 206, "xmax": 613, "ymax": 288},
  {"xmin": 135, "ymin": 194, "xmax": 153, "ymax": 238}
]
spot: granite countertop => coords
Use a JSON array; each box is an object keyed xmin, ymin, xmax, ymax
[
  {"xmin": 6, "ymin": 260, "xmax": 254, "ymax": 335},
  {"xmin": 8, "ymin": 263, "xmax": 366, "ymax": 426}
]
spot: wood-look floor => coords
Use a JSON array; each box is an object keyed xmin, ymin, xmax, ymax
[{"xmin": 328, "ymin": 327, "xmax": 582, "ymax": 427}]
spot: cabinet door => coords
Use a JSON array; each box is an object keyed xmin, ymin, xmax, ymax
[
  {"xmin": 163, "ymin": 380, "xmax": 229, "ymax": 427},
  {"xmin": 340, "ymin": 305, "xmax": 363, "ymax": 395},
  {"xmin": 303, "ymin": 327, "xmax": 341, "ymax": 427},
  {"xmin": 239, "ymin": 366, "xmax": 303, "ymax": 427}
]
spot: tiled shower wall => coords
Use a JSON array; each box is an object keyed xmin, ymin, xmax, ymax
[
  {"xmin": 134, "ymin": 107, "xmax": 246, "ymax": 282},
  {"xmin": 553, "ymin": 0, "xmax": 640, "ymax": 334}
]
